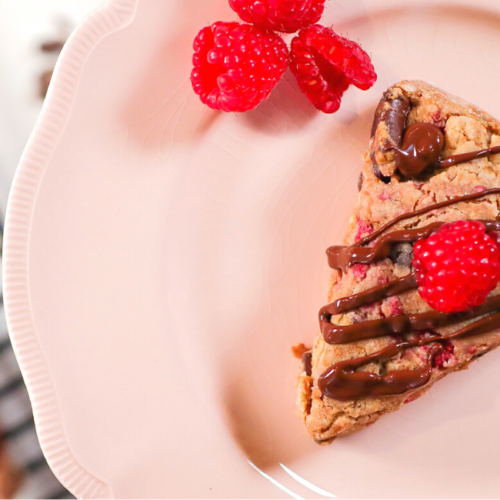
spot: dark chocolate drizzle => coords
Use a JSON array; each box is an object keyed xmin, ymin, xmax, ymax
[
  {"xmin": 317, "ymin": 187, "xmax": 500, "ymax": 400},
  {"xmin": 328, "ymin": 220, "xmax": 500, "ymax": 272},
  {"xmin": 321, "ymin": 290, "xmax": 500, "ymax": 345},
  {"xmin": 319, "ymin": 343, "xmax": 442, "ymax": 401},
  {"xmin": 440, "ymin": 145, "xmax": 500, "ymax": 169},
  {"xmin": 314, "ymin": 83, "xmax": 500, "ymax": 401},
  {"xmin": 358, "ymin": 187, "xmax": 500, "ymax": 247},
  {"xmin": 328, "ymin": 222, "xmax": 443, "ymax": 272},
  {"xmin": 324, "ymin": 272, "xmax": 417, "ymax": 316},
  {"xmin": 319, "ymin": 309, "xmax": 500, "ymax": 401}
]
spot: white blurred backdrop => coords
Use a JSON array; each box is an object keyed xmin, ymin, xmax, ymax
[{"xmin": 0, "ymin": 0, "xmax": 103, "ymax": 209}]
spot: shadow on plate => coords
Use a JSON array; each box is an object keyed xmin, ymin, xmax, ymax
[
  {"xmin": 241, "ymin": 69, "xmax": 319, "ymax": 133},
  {"xmin": 218, "ymin": 105, "xmax": 374, "ymax": 468}
]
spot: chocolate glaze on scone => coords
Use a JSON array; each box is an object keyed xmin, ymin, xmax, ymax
[{"xmin": 297, "ymin": 80, "xmax": 500, "ymax": 444}]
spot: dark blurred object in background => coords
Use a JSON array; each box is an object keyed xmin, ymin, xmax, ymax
[
  {"xmin": 39, "ymin": 69, "xmax": 54, "ymax": 99},
  {"xmin": 38, "ymin": 27, "xmax": 68, "ymax": 98},
  {"xmin": 40, "ymin": 40, "xmax": 65, "ymax": 53}
]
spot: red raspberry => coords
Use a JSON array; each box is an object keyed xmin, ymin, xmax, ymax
[
  {"xmin": 228, "ymin": 0, "xmax": 325, "ymax": 34},
  {"xmin": 433, "ymin": 340, "xmax": 456, "ymax": 369},
  {"xmin": 289, "ymin": 25, "xmax": 377, "ymax": 113},
  {"xmin": 191, "ymin": 22, "xmax": 289, "ymax": 112},
  {"xmin": 413, "ymin": 220, "xmax": 500, "ymax": 313},
  {"xmin": 355, "ymin": 217, "xmax": 373, "ymax": 242},
  {"xmin": 352, "ymin": 263, "xmax": 368, "ymax": 279}
]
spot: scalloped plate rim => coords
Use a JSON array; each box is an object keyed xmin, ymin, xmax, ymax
[{"xmin": 3, "ymin": 0, "xmax": 138, "ymax": 498}]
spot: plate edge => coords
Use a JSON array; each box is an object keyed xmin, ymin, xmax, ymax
[{"xmin": 3, "ymin": 0, "xmax": 139, "ymax": 498}]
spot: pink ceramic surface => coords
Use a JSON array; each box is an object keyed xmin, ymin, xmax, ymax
[{"xmin": 5, "ymin": 0, "xmax": 500, "ymax": 497}]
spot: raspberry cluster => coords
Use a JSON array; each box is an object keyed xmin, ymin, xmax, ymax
[
  {"xmin": 191, "ymin": 0, "xmax": 377, "ymax": 113},
  {"xmin": 413, "ymin": 220, "xmax": 500, "ymax": 313}
]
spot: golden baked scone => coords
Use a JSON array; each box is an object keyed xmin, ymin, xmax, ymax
[{"xmin": 298, "ymin": 81, "xmax": 500, "ymax": 443}]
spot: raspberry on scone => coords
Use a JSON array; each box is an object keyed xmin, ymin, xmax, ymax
[
  {"xmin": 298, "ymin": 81, "xmax": 500, "ymax": 443},
  {"xmin": 229, "ymin": 0, "xmax": 325, "ymax": 33},
  {"xmin": 413, "ymin": 220, "xmax": 500, "ymax": 313},
  {"xmin": 191, "ymin": 22, "xmax": 289, "ymax": 112}
]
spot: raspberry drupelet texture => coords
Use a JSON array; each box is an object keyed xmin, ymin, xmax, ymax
[
  {"xmin": 290, "ymin": 25, "xmax": 377, "ymax": 113},
  {"xmin": 191, "ymin": 22, "xmax": 289, "ymax": 112},
  {"xmin": 229, "ymin": 0, "xmax": 325, "ymax": 34},
  {"xmin": 413, "ymin": 220, "xmax": 500, "ymax": 314}
]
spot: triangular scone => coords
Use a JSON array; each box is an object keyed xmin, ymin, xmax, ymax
[{"xmin": 298, "ymin": 80, "xmax": 500, "ymax": 444}]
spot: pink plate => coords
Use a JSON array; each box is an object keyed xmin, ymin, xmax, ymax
[{"xmin": 5, "ymin": 0, "xmax": 500, "ymax": 497}]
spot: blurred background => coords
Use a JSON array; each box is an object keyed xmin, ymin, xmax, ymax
[{"xmin": 0, "ymin": 2, "xmax": 103, "ymax": 497}]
